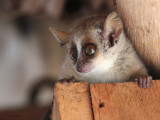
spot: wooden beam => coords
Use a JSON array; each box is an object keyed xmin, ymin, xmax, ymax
[
  {"xmin": 52, "ymin": 80, "xmax": 160, "ymax": 120},
  {"xmin": 51, "ymin": 81, "xmax": 93, "ymax": 120},
  {"xmin": 90, "ymin": 80, "xmax": 160, "ymax": 120}
]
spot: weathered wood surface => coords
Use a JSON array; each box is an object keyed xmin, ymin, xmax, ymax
[
  {"xmin": 116, "ymin": 0, "xmax": 160, "ymax": 76},
  {"xmin": 51, "ymin": 81, "xmax": 93, "ymax": 120},
  {"xmin": 90, "ymin": 80, "xmax": 160, "ymax": 120}
]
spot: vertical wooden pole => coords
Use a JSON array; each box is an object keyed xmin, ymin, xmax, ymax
[{"xmin": 116, "ymin": 0, "xmax": 160, "ymax": 77}]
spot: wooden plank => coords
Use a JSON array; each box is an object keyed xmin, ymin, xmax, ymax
[
  {"xmin": 90, "ymin": 80, "xmax": 160, "ymax": 120},
  {"xmin": 116, "ymin": 0, "xmax": 160, "ymax": 77},
  {"xmin": 51, "ymin": 81, "xmax": 93, "ymax": 120}
]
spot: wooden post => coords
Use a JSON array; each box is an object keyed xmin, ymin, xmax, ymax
[
  {"xmin": 52, "ymin": 80, "xmax": 160, "ymax": 120},
  {"xmin": 90, "ymin": 81, "xmax": 160, "ymax": 120},
  {"xmin": 115, "ymin": 0, "xmax": 160, "ymax": 76},
  {"xmin": 51, "ymin": 81, "xmax": 93, "ymax": 120}
]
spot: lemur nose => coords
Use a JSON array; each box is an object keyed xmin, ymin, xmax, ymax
[
  {"xmin": 76, "ymin": 60, "xmax": 93, "ymax": 73},
  {"xmin": 76, "ymin": 61, "xmax": 83, "ymax": 72}
]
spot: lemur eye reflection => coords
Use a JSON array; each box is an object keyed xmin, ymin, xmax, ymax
[
  {"xmin": 70, "ymin": 48, "xmax": 77, "ymax": 61},
  {"xmin": 84, "ymin": 43, "xmax": 96, "ymax": 56}
]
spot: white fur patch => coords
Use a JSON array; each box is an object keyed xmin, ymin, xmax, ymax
[
  {"xmin": 74, "ymin": 37, "xmax": 82, "ymax": 59},
  {"xmin": 76, "ymin": 40, "xmax": 82, "ymax": 56},
  {"xmin": 79, "ymin": 55, "xmax": 117, "ymax": 83}
]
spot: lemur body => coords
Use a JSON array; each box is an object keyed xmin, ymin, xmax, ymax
[
  {"xmin": 60, "ymin": 32, "xmax": 146, "ymax": 84},
  {"xmin": 50, "ymin": 12, "xmax": 152, "ymax": 88}
]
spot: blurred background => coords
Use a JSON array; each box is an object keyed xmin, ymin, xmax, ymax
[{"xmin": 0, "ymin": 0, "xmax": 114, "ymax": 119}]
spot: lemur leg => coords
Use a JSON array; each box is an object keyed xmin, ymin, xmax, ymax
[
  {"xmin": 58, "ymin": 76, "xmax": 77, "ymax": 84},
  {"xmin": 134, "ymin": 75, "xmax": 153, "ymax": 88}
]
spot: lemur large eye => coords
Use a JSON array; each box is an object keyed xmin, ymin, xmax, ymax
[
  {"xmin": 70, "ymin": 48, "xmax": 77, "ymax": 61},
  {"xmin": 85, "ymin": 43, "xmax": 96, "ymax": 56}
]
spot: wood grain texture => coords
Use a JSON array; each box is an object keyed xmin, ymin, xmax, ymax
[
  {"xmin": 90, "ymin": 80, "xmax": 160, "ymax": 120},
  {"xmin": 51, "ymin": 81, "xmax": 93, "ymax": 120},
  {"xmin": 116, "ymin": 0, "xmax": 160, "ymax": 76}
]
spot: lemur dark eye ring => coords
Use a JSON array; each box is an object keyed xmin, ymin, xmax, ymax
[
  {"xmin": 70, "ymin": 48, "xmax": 77, "ymax": 61},
  {"xmin": 85, "ymin": 43, "xmax": 96, "ymax": 56}
]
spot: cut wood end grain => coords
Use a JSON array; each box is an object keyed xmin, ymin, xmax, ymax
[{"xmin": 51, "ymin": 81, "xmax": 93, "ymax": 120}]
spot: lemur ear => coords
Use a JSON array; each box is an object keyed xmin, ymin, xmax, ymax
[
  {"xmin": 102, "ymin": 12, "xmax": 123, "ymax": 47},
  {"xmin": 49, "ymin": 27, "xmax": 69, "ymax": 45}
]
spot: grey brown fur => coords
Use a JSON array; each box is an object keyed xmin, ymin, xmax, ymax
[{"xmin": 50, "ymin": 12, "xmax": 153, "ymax": 88}]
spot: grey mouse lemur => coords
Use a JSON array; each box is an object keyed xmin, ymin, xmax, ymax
[{"xmin": 50, "ymin": 12, "xmax": 153, "ymax": 88}]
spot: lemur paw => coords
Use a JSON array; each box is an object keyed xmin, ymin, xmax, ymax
[
  {"xmin": 59, "ymin": 76, "xmax": 77, "ymax": 84},
  {"xmin": 134, "ymin": 75, "xmax": 153, "ymax": 88}
]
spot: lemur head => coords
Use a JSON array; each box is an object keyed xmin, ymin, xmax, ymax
[{"xmin": 50, "ymin": 12, "xmax": 123, "ymax": 74}]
